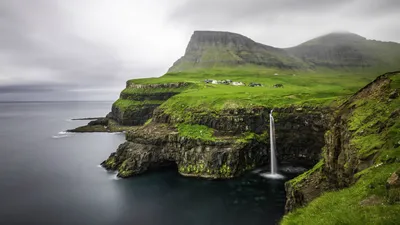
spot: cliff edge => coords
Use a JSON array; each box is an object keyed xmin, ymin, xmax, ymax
[{"xmin": 282, "ymin": 71, "xmax": 400, "ymax": 224}]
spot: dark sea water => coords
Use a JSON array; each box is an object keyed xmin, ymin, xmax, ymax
[{"xmin": 0, "ymin": 102, "xmax": 300, "ymax": 225}]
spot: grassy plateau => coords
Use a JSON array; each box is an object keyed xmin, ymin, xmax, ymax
[{"xmin": 125, "ymin": 66, "xmax": 382, "ymax": 115}]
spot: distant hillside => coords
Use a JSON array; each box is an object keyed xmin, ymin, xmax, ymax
[
  {"xmin": 168, "ymin": 31, "xmax": 306, "ymax": 72},
  {"xmin": 169, "ymin": 31, "xmax": 400, "ymax": 73},
  {"xmin": 286, "ymin": 32, "xmax": 400, "ymax": 70}
]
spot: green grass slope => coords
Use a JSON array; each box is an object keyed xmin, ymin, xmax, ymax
[
  {"xmin": 287, "ymin": 32, "xmax": 400, "ymax": 71},
  {"xmin": 282, "ymin": 163, "xmax": 400, "ymax": 225},
  {"xmin": 169, "ymin": 31, "xmax": 400, "ymax": 74},
  {"xmin": 281, "ymin": 72, "xmax": 400, "ymax": 225},
  {"xmin": 126, "ymin": 68, "xmax": 378, "ymax": 122},
  {"xmin": 168, "ymin": 31, "xmax": 307, "ymax": 72}
]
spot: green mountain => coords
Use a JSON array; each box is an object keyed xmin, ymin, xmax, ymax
[
  {"xmin": 168, "ymin": 31, "xmax": 306, "ymax": 72},
  {"xmin": 287, "ymin": 32, "xmax": 400, "ymax": 70},
  {"xmin": 169, "ymin": 31, "xmax": 400, "ymax": 73}
]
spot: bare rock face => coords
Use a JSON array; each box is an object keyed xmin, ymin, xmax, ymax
[
  {"xmin": 387, "ymin": 169, "xmax": 400, "ymax": 188},
  {"xmin": 359, "ymin": 195, "xmax": 384, "ymax": 206},
  {"xmin": 387, "ymin": 168, "xmax": 400, "ymax": 204}
]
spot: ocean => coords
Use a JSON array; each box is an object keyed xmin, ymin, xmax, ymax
[{"xmin": 0, "ymin": 102, "xmax": 298, "ymax": 225}]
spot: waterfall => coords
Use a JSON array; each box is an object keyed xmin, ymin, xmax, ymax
[
  {"xmin": 259, "ymin": 110, "xmax": 284, "ymax": 179},
  {"xmin": 269, "ymin": 110, "xmax": 277, "ymax": 175}
]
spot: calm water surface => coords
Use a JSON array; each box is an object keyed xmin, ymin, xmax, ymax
[{"xmin": 0, "ymin": 102, "xmax": 299, "ymax": 225}]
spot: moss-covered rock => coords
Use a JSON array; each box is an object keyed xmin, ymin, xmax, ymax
[
  {"xmin": 101, "ymin": 122, "xmax": 268, "ymax": 179},
  {"xmin": 282, "ymin": 71, "xmax": 400, "ymax": 224},
  {"xmin": 108, "ymin": 82, "xmax": 194, "ymax": 126},
  {"xmin": 101, "ymin": 103, "xmax": 329, "ymax": 179},
  {"xmin": 154, "ymin": 106, "xmax": 329, "ymax": 166},
  {"xmin": 68, "ymin": 118, "xmax": 137, "ymax": 133}
]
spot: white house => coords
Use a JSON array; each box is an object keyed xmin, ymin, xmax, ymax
[{"xmin": 232, "ymin": 82, "xmax": 245, "ymax": 86}]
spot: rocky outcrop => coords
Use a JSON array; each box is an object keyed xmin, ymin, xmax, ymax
[
  {"xmin": 387, "ymin": 168, "xmax": 400, "ymax": 188},
  {"xmin": 68, "ymin": 117, "xmax": 137, "ymax": 133},
  {"xmin": 101, "ymin": 123, "xmax": 267, "ymax": 178},
  {"xmin": 119, "ymin": 92, "xmax": 178, "ymax": 101},
  {"xmin": 110, "ymin": 102, "xmax": 159, "ymax": 126},
  {"xmin": 101, "ymin": 105, "xmax": 330, "ymax": 179},
  {"xmin": 108, "ymin": 82, "xmax": 192, "ymax": 126},
  {"xmin": 154, "ymin": 106, "xmax": 331, "ymax": 166},
  {"xmin": 126, "ymin": 82, "xmax": 190, "ymax": 89},
  {"xmin": 387, "ymin": 168, "xmax": 400, "ymax": 204},
  {"xmin": 284, "ymin": 71, "xmax": 400, "ymax": 212},
  {"xmin": 70, "ymin": 82, "xmax": 193, "ymax": 131}
]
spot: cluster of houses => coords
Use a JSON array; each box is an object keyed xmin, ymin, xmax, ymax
[{"xmin": 204, "ymin": 79, "xmax": 263, "ymax": 87}]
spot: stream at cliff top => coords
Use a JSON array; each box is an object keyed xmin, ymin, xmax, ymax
[{"xmin": 0, "ymin": 102, "xmax": 303, "ymax": 225}]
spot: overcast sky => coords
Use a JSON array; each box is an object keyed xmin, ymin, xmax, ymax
[{"xmin": 0, "ymin": 0, "xmax": 399, "ymax": 101}]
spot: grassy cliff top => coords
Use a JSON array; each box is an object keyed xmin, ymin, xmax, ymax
[
  {"xmin": 119, "ymin": 31, "xmax": 400, "ymax": 113},
  {"xmin": 119, "ymin": 67, "xmax": 388, "ymax": 118}
]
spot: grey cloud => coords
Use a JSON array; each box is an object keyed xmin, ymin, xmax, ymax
[
  {"xmin": 170, "ymin": 0, "xmax": 400, "ymax": 47},
  {"xmin": 350, "ymin": 0, "xmax": 400, "ymax": 17},
  {"xmin": 0, "ymin": 84, "xmax": 57, "ymax": 94},
  {"xmin": 0, "ymin": 0, "xmax": 156, "ymax": 96},
  {"xmin": 171, "ymin": 0, "xmax": 351, "ymax": 26},
  {"xmin": 0, "ymin": 0, "xmax": 399, "ymax": 101},
  {"xmin": 0, "ymin": 2, "xmax": 121, "ymax": 86},
  {"xmin": 171, "ymin": 0, "xmax": 400, "ymax": 23}
]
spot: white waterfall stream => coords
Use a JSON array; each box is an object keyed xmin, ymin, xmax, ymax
[
  {"xmin": 270, "ymin": 110, "xmax": 277, "ymax": 175},
  {"xmin": 259, "ymin": 110, "xmax": 284, "ymax": 179}
]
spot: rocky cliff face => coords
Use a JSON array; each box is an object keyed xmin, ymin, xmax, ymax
[
  {"xmin": 154, "ymin": 106, "xmax": 330, "ymax": 165},
  {"xmin": 102, "ymin": 106, "xmax": 330, "ymax": 179},
  {"xmin": 284, "ymin": 71, "xmax": 400, "ymax": 213},
  {"xmin": 101, "ymin": 122, "xmax": 268, "ymax": 179},
  {"xmin": 108, "ymin": 82, "xmax": 192, "ymax": 126}
]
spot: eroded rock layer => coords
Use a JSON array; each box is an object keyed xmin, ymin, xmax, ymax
[
  {"xmin": 102, "ymin": 107, "xmax": 329, "ymax": 179},
  {"xmin": 101, "ymin": 123, "xmax": 267, "ymax": 178}
]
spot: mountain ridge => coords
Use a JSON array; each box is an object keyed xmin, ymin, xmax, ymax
[{"xmin": 168, "ymin": 30, "xmax": 400, "ymax": 73}]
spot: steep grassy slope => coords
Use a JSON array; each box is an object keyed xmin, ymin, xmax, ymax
[
  {"xmin": 281, "ymin": 71, "xmax": 400, "ymax": 224},
  {"xmin": 287, "ymin": 32, "xmax": 400, "ymax": 71},
  {"xmin": 168, "ymin": 31, "xmax": 306, "ymax": 72}
]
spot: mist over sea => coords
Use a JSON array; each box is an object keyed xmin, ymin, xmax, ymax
[{"xmin": 0, "ymin": 102, "xmax": 297, "ymax": 225}]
